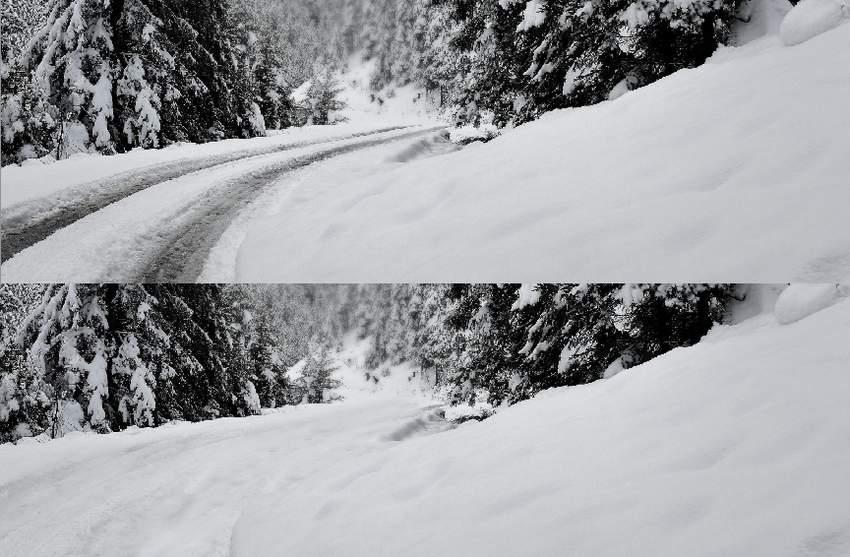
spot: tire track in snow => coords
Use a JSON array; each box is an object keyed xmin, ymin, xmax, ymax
[
  {"xmin": 0, "ymin": 126, "xmax": 409, "ymax": 263},
  {"xmin": 132, "ymin": 127, "xmax": 444, "ymax": 282}
]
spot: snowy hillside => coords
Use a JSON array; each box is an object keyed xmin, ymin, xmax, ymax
[
  {"xmin": 235, "ymin": 21, "xmax": 850, "ymax": 282},
  {"xmin": 2, "ymin": 289, "xmax": 849, "ymax": 556}
]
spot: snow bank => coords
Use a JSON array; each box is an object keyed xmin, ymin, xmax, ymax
[
  {"xmin": 780, "ymin": 0, "xmax": 849, "ymax": 45},
  {"xmin": 732, "ymin": 0, "xmax": 793, "ymax": 45},
  {"xmin": 236, "ymin": 24, "xmax": 850, "ymax": 282},
  {"xmin": 774, "ymin": 283, "xmax": 847, "ymax": 324},
  {"xmin": 448, "ymin": 123, "xmax": 500, "ymax": 144},
  {"xmin": 231, "ymin": 297, "xmax": 850, "ymax": 556}
]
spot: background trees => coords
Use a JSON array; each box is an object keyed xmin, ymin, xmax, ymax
[
  {"xmin": 0, "ymin": 0, "xmax": 347, "ymax": 164},
  {"xmin": 2, "ymin": 0, "xmax": 746, "ymax": 163},
  {"xmin": 340, "ymin": 283, "xmax": 737, "ymax": 406},
  {"xmin": 332, "ymin": 0, "xmax": 744, "ymax": 126},
  {"xmin": 0, "ymin": 284, "xmax": 335, "ymax": 443}
]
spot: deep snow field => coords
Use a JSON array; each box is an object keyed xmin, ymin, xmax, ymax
[
  {"xmin": 1, "ymin": 285, "xmax": 849, "ymax": 556},
  {"xmin": 235, "ymin": 14, "xmax": 850, "ymax": 283}
]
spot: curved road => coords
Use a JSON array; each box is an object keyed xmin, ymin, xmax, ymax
[{"xmin": 0, "ymin": 126, "xmax": 444, "ymax": 282}]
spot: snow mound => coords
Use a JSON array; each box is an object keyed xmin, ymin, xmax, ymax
[
  {"xmin": 231, "ymin": 297, "xmax": 850, "ymax": 556},
  {"xmin": 448, "ymin": 123, "xmax": 500, "ymax": 144},
  {"xmin": 774, "ymin": 283, "xmax": 846, "ymax": 324},
  {"xmin": 732, "ymin": 0, "xmax": 793, "ymax": 45},
  {"xmin": 780, "ymin": 0, "xmax": 850, "ymax": 45}
]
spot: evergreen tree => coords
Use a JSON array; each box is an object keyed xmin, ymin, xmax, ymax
[
  {"xmin": 297, "ymin": 344, "xmax": 342, "ymax": 404},
  {"xmin": 0, "ymin": 285, "xmax": 49, "ymax": 443},
  {"xmin": 17, "ymin": 284, "xmax": 114, "ymax": 434}
]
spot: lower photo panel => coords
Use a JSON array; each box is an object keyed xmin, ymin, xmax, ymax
[{"xmin": 1, "ymin": 283, "xmax": 848, "ymax": 557}]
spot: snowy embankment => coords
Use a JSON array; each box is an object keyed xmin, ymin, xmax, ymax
[
  {"xmin": 236, "ymin": 18, "xmax": 850, "ymax": 282},
  {"xmin": 2, "ymin": 288, "xmax": 849, "ymax": 556}
]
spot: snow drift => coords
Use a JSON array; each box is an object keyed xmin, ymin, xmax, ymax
[
  {"xmin": 236, "ymin": 22, "xmax": 850, "ymax": 282},
  {"xmin": 780, "ymin": 0, "xmax": 850, "ymax": 45},
  {"xmin": 231, "ymin": 295, "xmax": 850, "ymax": 556}
]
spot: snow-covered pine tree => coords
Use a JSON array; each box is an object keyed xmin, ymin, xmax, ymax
[
  {"xmin": 12, "ymin": 284, "xmax": 176, "ymax": 435},
  {"xmin": 509, "ymin": 284, "xmax": 624, "ymax": 401},
  {"xmin": 235, "ymin": 289, "xmax": 295, "ymax": 410},
  {"xmin": 437, "ymin": 284, "xmax": 524, "ymax": 405},
  {"xmin": 106, "ymin": 284, "xmax": 169, "ymax": 428},
  {"xmin": 411, "ymin": 284, "xmax": 459, "ymax": 387},
  {"xmin": 306, "ymin": 62, "xmax": 346, "ymax": 125},
  {"xmin": 0, "ymin": 0, "xmax": 50, "ymax": 64},
  {"xmin": 248, "ymin": 6, "xmax": 295, "ymax": 131},
  {"xmin": 2, "ymin": 0, "xmax": 277, "ymax": 163},
  {"xmin": 507, "ymin": 283, "xmax": 736, "ymax": 401},
  {"xmin": 16, "ymin": 284, "xmax": 115, "ymax": 435},
  {"xmin": 439, "ymin": 0, "xmax": 534, "ymax": 126},
  {"xmin": 298, "ymin": 343, "xmax": 342, "ymax": 404},
  {"xmin": 0, "ymin": 285, "xmax": 49, "ymax": 443},
  {"xmin": 165, "ymin": 285, "xmax": 261, "ymax": 419},
  {"xmin": 413, "ymin": 0, "xmax": 459, "ymax": 107},
  {"xmin": 616, "ymin": 284, "xmax": 736, "ymax": 367},
  {"xmin": 499, "ymin": 0, "xmax": 742, "ymax": 122}
]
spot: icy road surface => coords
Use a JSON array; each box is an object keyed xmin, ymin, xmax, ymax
[{"xmin": 1, "ymin": 125, "xmax": 444, "ymax": 282}]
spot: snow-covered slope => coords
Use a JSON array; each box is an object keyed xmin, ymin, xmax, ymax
[
  {"xmin": 236, "ymin": 22, "xmax": 850, "ymax": 282},
  {"xmin": 232, "ymin": 295, "xmax": 850, "ymax": 556}
]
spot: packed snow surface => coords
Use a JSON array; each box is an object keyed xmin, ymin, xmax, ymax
[
  {"xmin": 2, "ymin": 295, "xmax": 849, "ymax": 556},
  {"xmin": 236, "ymin": 23, "xmax": 850, "ymax": 282}
]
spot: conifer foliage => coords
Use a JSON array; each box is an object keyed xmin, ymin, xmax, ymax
[
  {"xmin": 0, "ymin": 284, "xmax": 334, "ymax": 443},
  {"xmin": 341, "ymin": 283, "xmax": 737, "ymax": 407},
  {"xmin": 0, "ymin": 0, "xmax": 347, "ymax": 164},
  {"xmin": 334, "ymin": 0, "xmax": 744, "ymax": 126}
]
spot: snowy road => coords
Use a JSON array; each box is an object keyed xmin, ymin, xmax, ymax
[
  {"xmin": 0, "ymin": 125, "xmax": 443, "ymax": 282},
  {"xmin": 0, "ymin": 398, "xmax": 447, "ymax": 557}
]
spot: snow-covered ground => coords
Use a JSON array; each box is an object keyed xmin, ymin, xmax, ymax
[
  {"xmin": 2, "ymin": 288, "xmax": 849, "ymax": 556},
  {"xmin": 234, "ymin": 20, "xmax": 850, "ymax": 282}
]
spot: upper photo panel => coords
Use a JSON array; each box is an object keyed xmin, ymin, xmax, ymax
[{"xmin": 1, "ymin": 0, "xmax": 848, "ymax": 283}]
